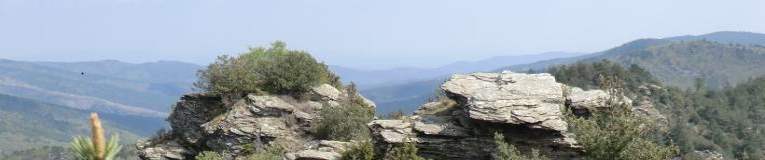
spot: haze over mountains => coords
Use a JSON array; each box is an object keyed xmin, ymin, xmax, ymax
[
  {"xmin": 330, "ymin": 51, "xmax": 586, "ymax": 89},
  {"xmin": 0, "ymin": 59, "xmax": 201, "ymax": 116},
  {"xmin": 2, "ymin": 31, "xmax": 765, "ymax": 158},
  {"xmin": 0, "ymin": 60, "xmax": 202, "ymax": 155},
  {"xmin": 3, "ymin": 31, "xmax": 764, "ymax": 116}
]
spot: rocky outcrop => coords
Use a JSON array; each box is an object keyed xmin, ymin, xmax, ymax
[
  {"xmin": 567, "ymin": 87, "xmax": 610, "ymax": 110},
  {"xmin": 284, "ymin": 140, "xmax": 351, "ymax": 160},
  {"xmin": 310, "ymin": 84, "xmax": 376, "ymax": 108},
  {"xmin": 368, "ymin": 120, "xmax": 417, "ymax": 143},
  {"xmin": 683, "ymin": 150, "xmax": 724, "ymax": 160},
  {"xmin": 137, "ymin": 138, "xmax": 192, "ymax": 160},
  {"xmin": 140, "ymin": 71, "xmax": 665, "ymax": 160},
  {"xmin": 370, "ymin": 72, "xmax": 641, "ymax": 160},
  {"xmin": 137, "ymin": 84, "xmax": 374, "ymax": 160},
  {"xmin": 441, "ymin": 72, "xmax": 569, "ymax": 131}
]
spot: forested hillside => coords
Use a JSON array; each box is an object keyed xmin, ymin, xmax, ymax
[
  {"xmin": 666, "ymin": 31, "xmax": 765, "ymax": 45},
  {"xmin": 548, "ymin": 61, "xmax": 765, "ymax": 159},
  {"xmin": 512, "ymin": 31, "xmax": 765, "ymax": 90},
  {"xmin": 369, "ymin": 32, "xmax": 765, "ymax": 115},
  {"xmin": 0, "ymin": 93, "xmax": 161, "ymax": 156},
  {"xmin": 595, "ymin": 40, "xmax": 765, "ymax": 89}
]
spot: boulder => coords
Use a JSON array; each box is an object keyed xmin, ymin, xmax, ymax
[
  {"xmin": 369, "ymin": 72, "xmax": 609, "ymax": 160},
  {"xmin": 441, "ymin": 72, "xmax": 568, "ymax": 131},
  {"xmin": 308, "ymin": 84, "xmax": 376, "ymax": 108},
  {"xmin": 567, "ymin": 87, "xmax": 610, "ymax": 110},
  {"xmin": 686, "ymin": 150, "xmax": 724, "ymax": 160},
  {"xmin": 286, "ymin": 140, "xmax": 354, "ymax": 160},
  {"xmin": 247, "ymin": 94, "xmax": 296, "ymax": 115},
  {"xmin": 137, "ymin": 139, "xmax": 192, "ymax": 160},
  {"xmin": 316, "ymin": 140, "xmax": 351, "ymax": 153},
  {"xmin": 368, "ymin": 120, "xmax": 417, "ymax": 143},
  {"xmin": 291, "ymin": 150, "xmax": 341, "ymax": 160},
  {"xmin": 310, "ymin": 84, "xmax": 342, "ymax": 101}
]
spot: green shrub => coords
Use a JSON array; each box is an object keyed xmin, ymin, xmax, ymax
[
  {"xmin": 384, "ymin": 141, "xmax": 426, "ymax": 160},
  {"xmin": 245, "ymin": 144, "xmax": 285, "ymax": 160},
  {"xmin": 194, "ymin": 151, "xmax": 224, "ymax": 160},
  {"xmin": 565, "ymin": 89, "xmax": 678, "ymax": 160},
  {"xmin": 253, "ymin": 47, "xmax": 337, "ymax": 94},
  {"xmin": 313, "ymin": 104, "xmax": 374, "ymax": 141},
  {"xmin": 493, "ymin": 132, "xmax": 548, "ymax": 160},
  {"xmin": 195, "ymin": 41, "xmax": 341, "ymax": 95},
  {"xmin": 340, "ymin": 141, "xmax": 375, "ymax": 160},
  {"xmin": 344, "ymin": 82, "xmax": 370, "ymax": 107}
]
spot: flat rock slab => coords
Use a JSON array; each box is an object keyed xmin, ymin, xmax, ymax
[{"xmin": 441, "ymin": 72, "xmax": 568, "ymax": 131}]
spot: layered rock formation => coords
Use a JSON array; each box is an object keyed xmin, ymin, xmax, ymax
[
  {"xmin": 137, "ymin": 84, "xmax": 374, "ymax": 160},
  {"xmin": 139, "ymin": 71, "xmax": 664, "ymax": 160},
  {"xmin": 369, "ymin": 71, "xmax": 640, "ymax": 160}
]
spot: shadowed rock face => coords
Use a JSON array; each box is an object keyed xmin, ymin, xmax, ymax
[
  {"xmin": 369, "ymin": 72, "xmax": 636, "ymax": 160},
  {"xmin": 137, "ymin": 84, "xmax": 375, "ymax": 160}
]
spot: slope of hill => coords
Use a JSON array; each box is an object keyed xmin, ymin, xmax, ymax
[
  {"xmin": 666, "ymin": 31, "xmax": 765, "ymax": 46},
  {"xmin": 371, "ymin": 31, "xmax": 765, "ymax": 114},
  {"xmin": 0, "ymin": 59, "xmax": 201, "ymax": 115},
  {"xmin": 595, "ymin": 40, "xmax": 765, "ymax": 89},
  {"xmin": 547, "ymin": 60, "xmax": 765, "ymax": 159},
  {"xmin": 0, "ymin": 59, "xmax": 197, "ymax": 157},
  {"xmin": 0, "ymin": 93, "xmax": 162, "ymax": 156},
  {"xmin": 510, "ymin": 32, "xmax": 765, "ymax": 89},
  {"xmin": 511, "ymin": 31, "xmax": 765, "ymax": 71},
  {"xmin": 34, "ymin": 60, "xmax": 200, "ymax": 96}
]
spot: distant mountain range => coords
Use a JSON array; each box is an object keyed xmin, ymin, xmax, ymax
[
  {"xmin": 0, "ymin": 59, "xmax": 201, "ymax": 116},
  {"xmin": 330, "ymin": 52, "xmax": 586, "ymax": 89},
  {"xmin": 370, "ymin": 31, "xmax": 765, "ymax": 114},
  {"xmin": 0, "ymin": 60, "xmax": 198, "ymax": 155},
  {"xmin": 0, "ymin": 51, "xmax": 589, "ymax": 155}
]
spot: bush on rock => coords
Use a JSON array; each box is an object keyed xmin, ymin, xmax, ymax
[{"xmin": 195, "ymin": 41, "xmax": 341, "ymax": 96}]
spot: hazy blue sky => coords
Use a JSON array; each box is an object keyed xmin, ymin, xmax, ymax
[{"xmin": 1, "ymin": 0, "xmax": 763, "ymax": 69}]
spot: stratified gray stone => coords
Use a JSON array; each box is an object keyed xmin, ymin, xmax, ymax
[
  {"xmin": 441, "ymin": 72, "xmax": 568, "ymax": 131},
  {"xmin": 310, "ymin": 84, "xmax": 342, "ymax": 101},
  {"xmin": 292, "ymin": 150, "xmax": 341, "ymax": 160},
  {"xmin": 139, "ymin": 83, "xmax": 373, "ymax": 160},
  {"xmin": 567, "ymin": 87, "xmax": 610, "ymax": 110},
  {"xmin": 368, "ymin": 120, "xmax": 417, "ymax": 143}
]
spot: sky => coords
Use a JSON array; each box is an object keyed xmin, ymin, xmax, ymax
[{"xmin": 0, "ymin": 0, "xmax": 763, "ymax": 70}]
